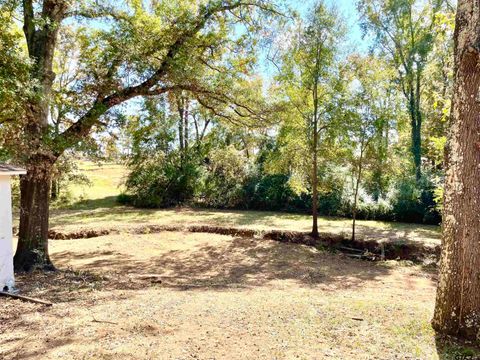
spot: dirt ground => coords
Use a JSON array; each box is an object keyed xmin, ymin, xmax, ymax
[
  {"xmin": 48, "ymin": 206, "xmax": 441, "ymax": 247},
  {"xmin": 3, "ymin": 231, "xmax": 474, "ymax": 359}
]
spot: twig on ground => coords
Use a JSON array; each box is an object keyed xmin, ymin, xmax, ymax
[
  {"xmin": 92, "ymin": 317, "xmax": 118, "ymax": 325},
  {"xmin": 0, "ymin": 291, "xmax": 53, "ymax": 306}
]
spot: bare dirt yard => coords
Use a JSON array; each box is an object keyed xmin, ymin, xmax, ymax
[
  {"xmin": 2, "ymin": 231, "xmax": 477, "ymax": 359},
  {"xmin": 4, "ymin": 164, "xmax": 476, "ymax": 359}
]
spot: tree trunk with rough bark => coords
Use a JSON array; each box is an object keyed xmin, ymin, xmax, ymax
[
  {"xmin": 432, "ymin": 0, "xmax": 480, "ymax": 340},
  {"xmin": 14, "ymin": 158, "xmax": 55, "ymax": 271},
  {"xmin": 15, "ymin": 0, "xmax": 67, "ymax": 271}
]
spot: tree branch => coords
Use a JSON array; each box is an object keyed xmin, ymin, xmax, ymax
[
  {"xmin": 22, "ymin": 0, "xmax": 35, "ymax": 54},
  {"xmin": 55, "ymin": 0, "xmax": 269, "ymax": 155}
]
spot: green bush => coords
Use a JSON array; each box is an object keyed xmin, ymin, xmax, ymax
[
  {"xmin": 200, "ymin": 146, "xmax": 247, "ymax": 208},
  {"xmin": 356, "ymin": 200, "xmax": 394, "ymax": 221},
  {"xmin": 123, "ymin": 151, "xmax": 200, "ymax": 208},
  {"xmin": 390, "ymin": 176, "xmax": 441, "ymax": 224},
  {"xmin": 121, "ymin": 147, "xmax": 441, "ymax": 225},
  {"xmin": 318, "ymin": 187, "xmax": 345, "ymax": 216},
  {"xmin": 243, "ymin": 174, "xmax": 305, "ymax": 211}
]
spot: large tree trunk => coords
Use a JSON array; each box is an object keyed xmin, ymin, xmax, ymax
[
  {"xmin": 14, "ymin": 158, "xmax": 54, "ymax": 271},
  {"xmin": 15, "ymin": 0, "xmax": 67, "ymax": 271},
  {"xmin": 432, "ymin": 0, "xmax": 480, "ymax": 340}
]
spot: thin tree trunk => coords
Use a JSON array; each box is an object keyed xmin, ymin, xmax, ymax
[
  {"xmin": 432, "ymin": 0, "xmax": 480, "ymax": 340},
  {"xmin": 352, "ymin": 143, "xmax": 365, "ymax": 242},
  {"xmin": 408, "ymin": 86, "xmax": 422, "ymax": 182},
  {"xmin": 51, "ymin": 178, "xmax": 58, "ymax": 200},
  {"xmin": 312, "ymin": 132, "xmax": 319, "ymax": 238},
  {"xmin": 414, "ymin": 67, "xmax": 422, "ymax": 181},
  {"xmin": 311, "ymin": 92, "xmax": 319, "ymax": 239},
  {"xmin": 184, "ymin": 100, "xmax": 189, "ymax": 150},
  {"xmin": 177, "ymin": 98, "xmax": 184, "ymax": 154}
]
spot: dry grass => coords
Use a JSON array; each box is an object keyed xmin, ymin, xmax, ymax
[
  {"xmin": 2, "ymin": 231, "xmax": 477, "ymax": 359},
  {"xmin": 5, "ymin": 162, "xmax": 467, "ymax": 359}
]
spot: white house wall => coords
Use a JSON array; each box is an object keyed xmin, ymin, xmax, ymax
[{"xmin": 0, "ymin": 175, "xmax": 14, "ymax": 290}]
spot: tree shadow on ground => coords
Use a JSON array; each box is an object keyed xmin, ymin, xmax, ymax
[
  {"xmin": 42, "ymin": 236, "xmax": 406, "ymax": 300},
  {"xmin": 49, "ymin": 204, "xmax": 161, "ymax": 226},
  {"xmin": 65, "ymin": 195, "xmax": 119, "ymax": 210},
  {"xmin": 48, "ymin": 205, "xmax": 441, "ymax": 248},
  {"xmin": 358, "ymin": 224, "xmax": 440, "ymax": 242},
  {"xmin": 3, "ymin": 234, "xmax": 442, "ymax": 359},
  {"xmin": 2, "ymin": 335, "xmax": 76, "ymax": 360}
]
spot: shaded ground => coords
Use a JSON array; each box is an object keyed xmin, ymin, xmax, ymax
[
  {"xmin": 49, "ymin": 205, "xmax": 441, "ymax": 246},
  {"xmin": 2, "ymin": 232, "xmax": 477, "ymax": 359},
  {"xmin": 5, "ymin": 162, "xmax": 459, "ymax": 358}
]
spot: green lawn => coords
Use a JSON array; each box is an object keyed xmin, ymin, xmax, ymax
[
  {"xmin": 63, "ymin": 161, "xmax": 128, "ymax": 209},
  {"xmin": 48, "ymin": 162, "xmax": 441, "ymax": 247}
]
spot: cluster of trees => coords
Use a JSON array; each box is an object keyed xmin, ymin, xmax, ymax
[
  {"xmin": 117, "ymin": 0, "xmax": 451, "ymax": 231},
  {"xmin": 0, "ymin": 0, "xmax": 276, "ymax": 270},
  {"xmin": 1, "ymin": 0, "xmax": 479, "ymax": 342}
]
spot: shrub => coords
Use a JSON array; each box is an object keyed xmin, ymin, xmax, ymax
[
  {"xmin": 124, "ymin": 151, "xmax": 200, "ymax": 208},
  {"xmin": 121, "ymin": 148, "xmax": 441, "ymax": 225},
  {"xmin": 243, "ymin": 174, "xmax": 304, "ymax": 212},
  {"xmin": 350, "ymin": 199, "xmax": 394, "ymax": 221},
  {"xmin": 318, "ymin": 187, "xmax": 344, "ymax": 216},
  {"xmin": 390, "ymin": 176, "xmax": 441, "ymax": 224},
  {"xmin": 200, "ymin": 146, "xmax": 248, "ymax": 208}
]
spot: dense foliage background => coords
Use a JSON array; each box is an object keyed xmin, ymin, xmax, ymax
[{"xmin": 1, "ymin": 0, "xmax": 453, "ymax": 226}]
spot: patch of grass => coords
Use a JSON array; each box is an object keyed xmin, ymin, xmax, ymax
[
  {"xmin": 437, "ymin": 341, "xmax": 480, "ymax": 360},
  {"xmin": 57, "ymin": 161, "xmax": 127, "ymax": 210}
]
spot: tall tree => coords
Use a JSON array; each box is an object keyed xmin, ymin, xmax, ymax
[
  {"xmin": 347, "ymin": 55, "xmax": 400, "ymax": 240},
  {"xmin": 272, "ymin": 1, "xmax": 345, "ymax": 238},
  {"xmin": 422, "ymin": 6, "xmax": 455, "ymax": 172},
  {"xmin": 358, "ymin": 0, "xmax": 445, "ymax": 181},
  {"xmin": 432, "ymin": 0, "xmax": 480, "ymax": 340},
  {"xmin": 6, "ymin": 0, "xmax": 276, "ymax": 271}
]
